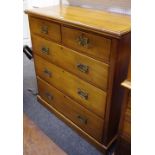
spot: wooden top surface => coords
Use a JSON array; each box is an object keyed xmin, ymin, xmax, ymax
[
  {"xmin": 121, "ymin": 60, "xmax": 131, "ymax": 89},
  {"xmin": 121, "ymin": 80, "xmax": 131, "ymax": 90},
  {"xmin": 25, "ymin": 5, "xmax": 131, "ymax": 38},
  {"xmin": 23, "ymin": 114, "xmax": 67, "ymax": 155}
]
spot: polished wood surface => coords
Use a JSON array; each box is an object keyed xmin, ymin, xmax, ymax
[
  {"xmin": 122, "ymin": 109, "xmax": 131, "ymax": 141},
  {"xmin": 35, "ymin": 55, "xmax": 107, "ymax": 118},
  {"xmin": 120, "ymin": 90, "xmax": 131, "ymax": 142},
  {"xmin": 120, "ymin": 63, "xmax": 131, "ymax": 142},
  {"xmin": 121, "ymin": 80, "xmax": 131, "ymax": 89},
  {"xmin": 115, "ymin": 61, "xmax": 131, "ymax": 155},
  {"xmin": 23, "ymin": 114, "xmax": 67, "ymax": 155},
  {"xmin": 62, "ymin": 26, "xmax": 111, "ymax": 62},
  {"xmin": 32, "ymin": 34, "xmax": 109, "ymax": 90},
  {"xmin": 26, "ymin": 5, "xmax": 131, "ymax": 154},
  {"xmin": 103, "ymin": 34, "xmax": 130, "ymax": 145},
  {"xmin": 29, "ymin": 16, "xmax": 61, "ymax": 43},
  {"xmin": 115, "ymin": 90, "xmax": 131, "ymax": 155},
  {"xmin": 25, "ymin": 5, "xmax": 130, "ymax": 38},
  {"xmin": 115, "ymin": 138, "xmax": 131, "ymax": 155},
  {"xmin": 37, "ymin": 77, "xmax": 104, "ymax": 141}
]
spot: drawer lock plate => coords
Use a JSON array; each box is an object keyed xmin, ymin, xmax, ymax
[
  {"xmin": 77, "ymin": 88, "xmax": 88, "ymax": 100},
  {"xmin": 41, "ymin": 25, "xmax": 48, "ymax": 34},
  {"xmin": 45, "ymin": 92, "xmax": 53, "ymax": 100},
  {"xmin": 77, "ymin": 115, "xmax": 88, "ymax": 124},
  {"xmin": 76, "ymin": 34, "xmax": 89, "ymax": 47},
  {"xmin": 43, "ymin": 68, "xmax": 52, "ymax": 77},
  {"xmin": 41, "ymin": 47, "xmax": 49, "ymax": 55},
  {"xmin": 77, "ymin": 63, "xmax": 89, "ymax": 73}
]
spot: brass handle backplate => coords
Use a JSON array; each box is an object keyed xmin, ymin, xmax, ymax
[
  {"xmin": 45, "ymin": 92, "xmax": 53, "ymax": 100},
  {"xmin": 43, "ymin": 68, "xmax": 52, "ymax": 77},
  {"xmin": 41, "ymin": 25, "xmax": 48, "ymax": 34},
  {"xmin": 76, "ymin": 34, "xmax": 89, "ymax": 47},
  {"xmin": 77, "ymin": 115, "xmax": 88, "ymax": 124},
  {"xmin": 41, "ymin": 47, "xmax": 49, "ymax": 55},
  {"xmin": 77, "ymin": 63, "xmax": 89, "ymax": 73},
  {"xmin": 77, "ymin": 88, "xmax": 88, "ymax": 100}
]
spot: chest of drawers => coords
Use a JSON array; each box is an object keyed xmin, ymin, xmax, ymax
[{"xmin": 25, "ymin": 5, "xmax": 131, "ymax": 154}]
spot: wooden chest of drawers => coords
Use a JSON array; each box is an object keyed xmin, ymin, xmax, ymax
[{"xmin": 25, "ymin": 5, "xmax": 130, "ymax": 154}]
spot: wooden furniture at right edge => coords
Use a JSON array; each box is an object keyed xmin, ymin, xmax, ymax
[{"xmin": 115, "ymin": 62, "xmax": 131, "ymax": 155}]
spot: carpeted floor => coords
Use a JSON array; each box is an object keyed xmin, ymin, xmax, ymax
[
  {"xmin": 24, "ymin": 114, "xmax": 67, "ymax": 155},
  {"xmin": 23, "ymin": 54, "xmax": 112, "ymax": 155}
]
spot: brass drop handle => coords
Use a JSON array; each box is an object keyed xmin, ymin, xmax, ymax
[
  {"xmin": 76, "ymin": 34, "xmax": 89, "ymax": 47},
  {"xmin": 41, "ymin": 47, "xmax": 49, "ymax": 55},
  {"xmin": 43, "ymin": 68, "xmax": 52, "ymax": 77},
  {"xmin": 77, "ymin": 88, "xmax": 88, "ymax": 100},
  {"xmin": 77, "ymin": 115, "xmax": 88, "ymax": 124},
  {"xmin": 77, "ymin": 63, "xmax": 89, "ymax": 73},
  {"xmin": 41, "ymin": 25, "xmax": 48, "ymax": 34},
  {"xmin": 45, "ymin": 92, "xmax": 53, "ymax": 100}
]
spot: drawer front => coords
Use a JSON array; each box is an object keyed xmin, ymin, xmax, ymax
[
  {"xmin": 29, "ymin": 17, "xmax": 61, "ymax": 42},
  {"xmin": 34, "ymin": 55, "xmax": 107, "ymax": 118},
  {"xmin": 62, "ymin": 26, "xmax": 111, "ymax": 62},
  {"xmin": 32, "ymin": 35, "xmax": 109, "ymax": 91},
  {"xmin": 37, "ymin": 77, "xmax": 104, "ymax": 141}
]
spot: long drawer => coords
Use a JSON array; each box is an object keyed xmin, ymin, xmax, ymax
[
  {"xmin": 37, "ymin": 77, "xmax": 104, "ymax": 141},
  {"xmin": 34, "ymin": 55, "xmax": 107, "ymax": 118},
  {"xmin": 32, "ymin": 35, "xmax": 109, "ymax": 91},
  {"xmin": 62, "ymin": 26, "xmax": 111, "ymax": 62},
  {"xmin": 29, "ymin": 17, "xmax": 61, "ymax": 43}
]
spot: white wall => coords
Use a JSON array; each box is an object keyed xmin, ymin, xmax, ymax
[
  {"xmin": 27, "ymin": 0, "xmax": 59, "ymax": 8},
  {"xmin": 23, "ymin": 0, "xmax": 30, "ymax": 46},
  {"xmin": 63, "ymin": 0, "xmax": 131, "ymax": 15}
]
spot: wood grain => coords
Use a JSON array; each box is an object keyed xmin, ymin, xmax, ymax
[
  {"xmin": 32, "ymin": 34, "xmax": 109, "ymax": 90},
  {"xmin": 23, "ymin": 114, "xmax": 67, "ymax": 155},
  {"xmin": 29, "ymin": 16, "xmax": 61, "ymax": 43},
  {"xmin": 37, "ymin": 96, "xmax": 117, "ymax": 155},
  {"xmin": 115, "ymin": 137, "xmax": 131, "ymax": 155},
  {"xmin": 120, "ymin": 91, "xmax": 131, "ymax": 142},
  {"xmin": 25, "ymin": 5, "xmax": 131, "ymax": 38},
  {"xmin": 34, "ymin": 55, "xmax": 107, "ymax": 118},
  {"xmin": 103, "ymin": 33, "xmax": 131, "ymax": 145},
  {"xmin": 62, "ymin": 26, "xmax": 111, "ymax": 63},
  {"xmin": 120, "ymin": 62, "xmax": 131, "ymax": 141},
  {"xmin": 26, "ymin": 5, "xmax": 131, "ymax": 153},
  {"xmin": 115, "ymin": 90, "xmax": 131, "ymax": 155},
  {"xmin": 115, "ymin": 61, "xmax": 131, "ymax": 155},
  {"xmin": 37, "ymin": 77, "xmax": 104, "ymax": 141}
]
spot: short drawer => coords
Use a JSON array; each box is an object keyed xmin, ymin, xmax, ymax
[
  {"xmin": 32, "ymin": 35, "xmax": 109, "ymax": 91},
  {"xmin": 29, "ymin": 17, "xmax": 61, "ymax": 42},
  {"xmin": 34, "ymin": 55, "xmax": 107, "ymax": 118},
  {"xmin": 37, "ymin": 77, "xmax": 104, "ymax": 141},
  {"xmin": 62, "ymin": 26, "xmax": 111, "ymax": 62}
]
